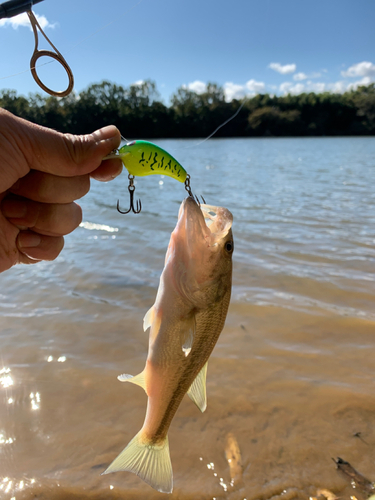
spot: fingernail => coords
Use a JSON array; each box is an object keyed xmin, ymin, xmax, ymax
[
  {"xmin": 18, "ymin": 232, "xmax": 41, "ymax": 249},
  {"xmin": 92, "ymin": 125, "xmax": 119, "ymax": 144},
  {"xmin": 2, "ymin": 199, "xmax": 27, "ymax": 218}
]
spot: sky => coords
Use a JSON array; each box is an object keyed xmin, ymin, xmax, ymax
[{"xmin": 0, "ymin": 0, "xmax": 374, "ymax": 103}]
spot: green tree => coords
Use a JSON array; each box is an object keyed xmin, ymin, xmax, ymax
[
  {"xmin": 2, "ymin": 80, "xmax": 375, "ymax": 138},
  {"xmin": 349, "ymin": 83, "xmax": 375, "ymax": 133},
  {"xmin": 0, "ymin": 89, "xmax": 31, "ymax": 120},
  {"xmin": 248, "ymin": 106, "xmax": 302, "ymax": 136}
]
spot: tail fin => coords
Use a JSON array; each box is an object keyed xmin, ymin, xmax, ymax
[{"xmin": 102, "ymin": 431, "xmax": 173, "ymax": 493}]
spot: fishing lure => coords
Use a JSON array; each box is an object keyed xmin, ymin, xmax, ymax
[
  {"xmin": 118, "ymin": 140, "xmax": 187, "ymax": 183},
  {"xmin": 105, "ymin": 140, "xmax": 192, "ymax": 214}
]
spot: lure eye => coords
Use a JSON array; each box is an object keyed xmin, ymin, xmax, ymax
[{"xmin": 225, "ymin": 241, "xmax": 234, "ymax": 254}]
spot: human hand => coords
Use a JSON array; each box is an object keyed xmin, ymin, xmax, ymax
[{"xmin": 0, "ymin": 108, "xmax": 123, "ymax": 273}]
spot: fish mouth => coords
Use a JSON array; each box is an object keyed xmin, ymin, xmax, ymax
[
  {"xmin": 166, "ymin": 197, "xmax": 233, "ymax": 299},
  {"xmin": 176, "ymin": 196, "xmax": 233, "ymax": 252}
]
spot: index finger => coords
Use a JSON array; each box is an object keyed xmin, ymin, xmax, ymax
[{"xmin": 90, "ymin": 158, "xmax": 123, "ymax": 182}]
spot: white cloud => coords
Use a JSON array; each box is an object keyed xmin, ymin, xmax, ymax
[
  {"xmin": 279, "ymin": 82, "xmax": 305, "ymax": 94},
  {"xmin": 268, "ymin": 62, "xmax": 296, "ymax": 74},
  {"xmin": 293, "ymin": 71, "xmax": 322, "ymax": 81},
  {"xmin": 308, "ymin": 81, "xmax": 326, "ymax": 93},
  {"xmin": 184, "ymin": 69, "xmax": 374, "ymax": 104},
  {"xmin": 246, "ymin": 79, "xmax": 265, "ymax": 93},
  {"xmin": 293, "ymin": 72, "xmax": 307, "ymax": 81},
  {"xmin": 328, "ymin": 81, "xmax": 347, "ymax": 93},
  {"xmin": 347, "ymin": 76, "xmax": 373, "ymax": 90},
  {"xmin": 223, "ymin": 79, "xmax": 265, "ymax": 101},
  {"xmin": 223, "ymin": 82, "xmax": 246, "ymax": 101},
  {"xmin": 280, "ymin": 76, "xmax": 375, "ymax": 96},
  {"xmin": 341, "ymin": 61, "xmax": 375, "ymax": 78},
  {"xmin": 133, "ymin": 80, "xmax": 144, "ymax": 86},
  {"xmin": 0, "ymin": 12, "xmax": 56, "ymax": 30},
  {"xmin": 324, "ymin": 76, "xmax": 374, "ymax": 94},
  {"xmin": 184, "ymin": 80, "xmax": 265, "ymax": 102},
  {"xmin": 280, "ymin": 81, "xmax": 327, "ymax": 95},
  {"xmin": 184, "ymin": 80, "xmax": 207, "ymax": 94}
]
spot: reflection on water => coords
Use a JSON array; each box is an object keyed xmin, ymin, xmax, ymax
[
  {"xmin": 79, "ymin": 222, "xmax": 119, "ymax": 233},
  {"xmin": 1, "ymin": 367, "xmax": 37, "ymax": 499},
  {"xmin": 0, "ymin": 137, "xmax": 375, "ymax": 499},
  {"xmin": 0, "ymin": 367, "xmax": 13, "ymax": 389}
]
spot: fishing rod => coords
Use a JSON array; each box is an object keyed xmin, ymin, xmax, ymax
[
  {"xmin": 0, "ymin": 0, "xmax": 42, "ymax": 18},
  {"xmin": 0, "ymin": 0, "xmax": 74, "ymax": 96}
]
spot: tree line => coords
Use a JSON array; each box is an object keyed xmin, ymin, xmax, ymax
[{"xmin": 1, "ymin": 80, "xmax": 374, "ymax": 137}]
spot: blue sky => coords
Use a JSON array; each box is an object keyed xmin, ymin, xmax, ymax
[{"xmin": 0, "ymin": 0, "xmax": 374, "ymax": 103}]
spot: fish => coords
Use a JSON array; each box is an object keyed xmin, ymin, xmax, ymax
[{"xmin": 102, "ymin": 196, "xmax": 234, "ymax": 493}]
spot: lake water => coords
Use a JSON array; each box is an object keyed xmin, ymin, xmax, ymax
[{"xmin": 1, "ymin": 137, "xmax": 375, "ymax": 500}]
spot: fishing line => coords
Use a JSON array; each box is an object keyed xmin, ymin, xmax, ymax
[
  {"xmin": 187, "ymin": 97, "xmax": 247, "ymax": 148},
  {"xmin": 170, "ymin": 96, "xmax": 248, "ymax": 152}
]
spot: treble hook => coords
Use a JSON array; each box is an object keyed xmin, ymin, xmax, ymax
[{"xmin": 117, "ymin": 175, "xmax": 142, "ymax": 214}]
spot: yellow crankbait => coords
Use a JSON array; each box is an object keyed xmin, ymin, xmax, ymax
[
  {"xmin": 118, "ymin": 140, "xmax": 187, "ymax": 183},
  {"xmin": 104, "ymin": 140, "xmax": 193, "ymax": 214}
]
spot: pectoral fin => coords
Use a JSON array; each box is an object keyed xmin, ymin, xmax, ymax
[
  {"xmin": 187, "ymin": 362, "xmax": 208, "ymax": 412},
  {"xmin": 181, "ymin": 314, "xmax": 196, "ymax": 357},
  {"xmin": 118, "ymin": 371, "xmax": 146, "ymax": 391}
]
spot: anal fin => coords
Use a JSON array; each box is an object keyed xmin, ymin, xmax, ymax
[{"xmin": 187, "ymin": 362, "xmax": 208, "ymax": 412}]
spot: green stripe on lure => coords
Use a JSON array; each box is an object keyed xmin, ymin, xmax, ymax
[
  {"xmin": 115, "ymin": 140, "xmax": 187, "ymax": 183},
  {"xmin": 104, "ymin": 140, "xmax": 191, "ymax": 214}
]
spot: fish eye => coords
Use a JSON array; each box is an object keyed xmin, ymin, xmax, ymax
[{"xmin": 225, "ymin": 240, "xmax": 234, "ymax": 253}]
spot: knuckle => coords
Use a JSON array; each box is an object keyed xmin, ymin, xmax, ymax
[{"xmin": 62, "ymin": 133, "xmax": 93, "ymax": 166}]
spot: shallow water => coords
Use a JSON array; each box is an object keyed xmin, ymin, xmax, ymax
[{"xmin": 1, "ymin": 137, "xmax": 375, "ymax": 500}]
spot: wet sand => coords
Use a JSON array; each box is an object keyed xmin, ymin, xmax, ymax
[{"xmin": 1, "ymin": 300, "xmax": 375, "ymax": 500}]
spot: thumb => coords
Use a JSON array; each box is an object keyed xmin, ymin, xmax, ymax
[
  {"xmin": 59, "ymin": 125, "xmax": 122, "ymax": 177},
  {"xmin": 1, "ymin": 109, "xmax": 121, "ymax": 180}
]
